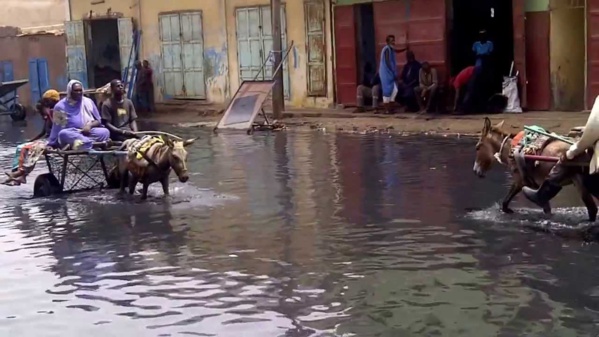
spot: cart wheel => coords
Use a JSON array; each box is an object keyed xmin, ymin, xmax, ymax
[
  {"xmin": 9, "ymin": 104, "xmax": 26, "ymax": 121},
  {"xmin": 33, "ymin": 173, "xmax": 61, "ymax": 197}
]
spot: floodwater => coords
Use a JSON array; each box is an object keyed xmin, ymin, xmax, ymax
[{"xmin": 0, "ymin": 117, "xmax": 599, "ymax": 337}]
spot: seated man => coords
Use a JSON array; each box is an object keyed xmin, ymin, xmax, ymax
[
  {"xmin": 396, "ymin": 50, "xmax": 421, "ymax": 112},
  {"xmin": 415, "ymin": 62, "xmax": 438, "ymax": 113},
  {"xmin": 450, "ymin": 65, "xmax": 475, "ymax": 113},
  {"xmin": 355, "ymin": 63, "xmax": 381, "ymax": 113},
  {"xmin": 2, "ymin": 90, "xmax": 60, "ymax": 185},
  {"xmin": 47, "ymin": 80, "xmax": 110, "ymax": 150},
  {"xmin": 101, "ymin": 79, "xmax": 139, "ymax": 141}
]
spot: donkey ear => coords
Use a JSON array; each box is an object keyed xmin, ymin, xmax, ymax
[
  {"xmin": 482, "ymin": 117, "xmax": 492, "ymax": 134},
  {"xmin": 183, "ymin": 138, "xmax": 196, "ymax": 147},
  {"xmin": 493, "ymin": 120, "xmax": 505, "ymax": 130},
  {"xmin": 164, "ymin": 137, "xmax": 175, "ymax": 148}
]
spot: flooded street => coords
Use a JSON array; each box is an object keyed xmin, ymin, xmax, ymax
[{"xmin": 1, "ymin": 117, "xmax": 599, "ymax": 336}]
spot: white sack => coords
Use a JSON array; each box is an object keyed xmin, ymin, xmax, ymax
[{"xmin": 502, "ymin": 76, "xmax": 522, "ymax": 113}]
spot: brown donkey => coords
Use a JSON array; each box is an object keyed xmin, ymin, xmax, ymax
[
  {"xmin": 472, "ymin": 117, "xmax": 597, "ymax": 221},
  {"xmin": 119, "ymin": 136, "xmax": 195, "ymax": 200}
]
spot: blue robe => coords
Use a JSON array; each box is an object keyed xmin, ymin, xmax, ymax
[{"xmin": 378, "ymin": 45, "xmax": 397, "ymax": 97}]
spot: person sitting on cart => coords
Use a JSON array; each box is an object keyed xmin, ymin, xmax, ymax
[
  {"xmin": 2, "ymin": 89, "xmax": 60, "ymax": 185},
  {"xmin": 47, "ymin": 80, "xmax": 110, "ymax": 151},
  {"xmin": 101, "ymin": 79, "xmax": 139, "ymax": 142}
]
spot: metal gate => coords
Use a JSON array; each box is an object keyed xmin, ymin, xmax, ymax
[
  {"xmin": 159, "ymin": 11, "xmax": 206, "ymax": 99},
  {"xmin": 236, "ymin": 6, "xmax": 290, "ymax": 98},
  {"xmin": 28, "ymin": 58, "xmax": 50, "ymax": 104},
  {"xmin": 64, "ymin": 20, "xmax": 88, "ymax": 88}
]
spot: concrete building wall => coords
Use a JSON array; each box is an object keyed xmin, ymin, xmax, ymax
[
  {"xmin": 0, "ymin": 33, "xmax": 67, "ymax": 106},
  {"xmin": 225, "ymin": 0, "xmax": 334, "ymax": 108},
  {"xmin": 68, "ymin": 0, "xmax": 335, "ymax": 108},
  {"xmin": 3, "ymin": 0, "xmax": 68, "ymax": 28},
  {"xmin": 140, "ymin": 0, "xmax": 229, "ymax": 103}
]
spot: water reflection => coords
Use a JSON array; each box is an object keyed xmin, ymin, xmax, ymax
[{"xmin": 0, "ymin": 117, "xmax": 598, "ymax": 336}]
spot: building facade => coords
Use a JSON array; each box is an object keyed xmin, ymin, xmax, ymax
[
  {"xmin": 67, "ymin": 0, "xmax": 334, "ymax": 108},
  {"xmin": 0, "ymin": 0, "xmax": 68, "ymax": 107},
  {"xmin": 2, "ymin": 0, "xmax": 69, "ymax": 30},
  {"xmin": 64, "ymin": 0, "xmax": 599, "ymax": 111}
]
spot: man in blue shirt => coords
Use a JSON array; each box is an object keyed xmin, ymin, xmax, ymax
[
  {"xmin": 462, "ymin": 30, "xmax": 494, "ymax": 113},
  {"xmin": 472, "ymin": 30, "xmax": 493, "ymax": 68}
]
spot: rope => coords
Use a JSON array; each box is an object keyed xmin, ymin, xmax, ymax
[{"xmin": 133, "ymin": 131, "xmax": 183, "ymax": 140}]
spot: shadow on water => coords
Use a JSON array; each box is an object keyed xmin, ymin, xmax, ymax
[{"xmin": 1, "ymin": 116, "xmax": 599, "ymax": 336}]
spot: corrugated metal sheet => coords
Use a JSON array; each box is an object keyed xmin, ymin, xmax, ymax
[
  {"xmin": 305, "ymin": 0, "xmax": 327, "ymax": 96},
  {"xmin": 159, "ymin": 13, "xmax": 184, "ymax": 97},
  {"xmin": 180, "ymin": 12, "xmax": 206, "ymax": 98},
  {"xmin": 513, "ymin": 0, "xmax": 527, "ymax": 107},
  {"xmin": 65, "ymin": 20, "xmax": 88, "ymax": 88},
  {"xmin": 236, "ymin": 6, "xmax": 290, "ymax": 98},
  {"xmin": 373, "ymin": 0, "xmax": 446, "ymax": 81},
  {"xmin": 117, "ymin": 18, "xmax": 133, "ymax": 74},
  {"xmin": 333, "ymin": 5, "xmax": 357, "ymax": 105},
  {"xmin": 525, "ymin": 12, "xmax": 550, "ymax": 110},
  {"xmin": 588, "ymin": 0, "xmax": 599, "ymax": 109}
]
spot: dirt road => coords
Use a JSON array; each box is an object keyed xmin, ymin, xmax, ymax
[{"xmin": 140, "ymin": 108, "xmax": 590, "ymax": 137}]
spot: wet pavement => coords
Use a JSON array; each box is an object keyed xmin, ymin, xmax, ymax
[{"xmin": 0, "ymin": 116, "xmax": 599, "ymax": 336}]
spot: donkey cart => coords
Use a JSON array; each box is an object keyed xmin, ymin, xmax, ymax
[{"xmin": 33, "ymin": 147, "xmax": 126, "ymax": 197}]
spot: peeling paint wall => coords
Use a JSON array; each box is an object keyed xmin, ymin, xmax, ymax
[
  {"xmin": 549, "ymin": 0, "xmax": 585, "ymax": 110},
  {"xmin": 69, "ymin": 0, "xmax": 136, "ymax": 20},
  {"xmin": 140, "ymin": 0, "xmax": 229, "ymax": 103},
  {"xmin": 226, "ymin": 0, "xmax": 334, "ymax": 108},
  {"xmin": 70, "ymin": 0, "xmax": 334, "ymax": 107},
  {"xmin": 2, "ymin": 0, "xmax": 68, "ymax": 28}
]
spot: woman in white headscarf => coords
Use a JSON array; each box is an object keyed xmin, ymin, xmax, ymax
[{"xmin": 47, "ymin": 80, "xmax": 110, "ymax": 150}]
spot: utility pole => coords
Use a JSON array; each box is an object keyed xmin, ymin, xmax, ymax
[{"xmin": 270, "ymin": 0, "xmax": 285, "ymax": 119}]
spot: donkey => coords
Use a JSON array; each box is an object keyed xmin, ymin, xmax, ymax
[
  {"xmin": 473, "ymin": 117, "xmax": 597, "ymax": 221},
  {"xmin": 119, "ymin": 136, "xmax": 195, "ymax": 200}
]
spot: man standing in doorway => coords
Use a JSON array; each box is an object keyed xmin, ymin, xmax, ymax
[
  {"xmin": 378, "ymin": 34, "xmax": 408, "ymax": 114},
  {"xmin": 142, "ymin": 60, "xmax": 155, "ymax": 112},
  {"xmin": 463, "ymin": 30, "xmax": 494, "ymax": 113}
]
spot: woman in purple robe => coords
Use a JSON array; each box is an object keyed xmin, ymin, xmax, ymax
[{"xmin": 48, "ymin": 80, "xmax": 110, "ymax": 150}]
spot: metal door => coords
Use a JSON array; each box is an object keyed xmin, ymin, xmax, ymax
[
  {"xmin": 180, "ymin": 12, "xmax": 206, "ymax": 98},
  {"xmin": 304, "ymin": 0, "xmax": 327, "ymax": 96},
  {"xmin": 64, "ymin": 20, "xmax": 88, "ymax": 88},
  {"xmin": 236, "ymin": 6, "xmax": 290, "ymax": 98},
  {"xmin": 525, "ymin": 12, "xmax": 550, "ymax": 110},
  {"xmin": 117, "ymin": 18, "xmax": 134, "ymax": 74},
  {"xmin": 512, "ymin": 0, "xmax": 527, "ymax": 108},
  {"xmin": 28, "ymin": 58, "xmax": 50, "ymax": 104},
  {"xmin": 333, "ymin": 5, "xmax": 357, "ymax": 105},
  {"xmin": 159, "ymin": 12, "xmax": 206, "ymax": 99},
  {"xmin": 0, "ymin": 61, "xmax": 14, "ymax": 101}
]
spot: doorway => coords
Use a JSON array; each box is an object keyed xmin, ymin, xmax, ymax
[
  {"xmin": 550, "ymin": 0, "xmax": 585, "ymax": 111},
  {"xmin": 355, "ymin": 3, "xmax": 376, "ymax": 85},
  {"xmin": 87, "ymin": 19, "xmax": 122, "ymax": 89},
  {"xmin": 451, "ymin": 0, "xmax": 514, "ymax": 92}
]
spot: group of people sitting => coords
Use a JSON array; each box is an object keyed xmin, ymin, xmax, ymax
[
  {"xmin": 355, "ymin": 30, "xmax": 494, "ymax": 115},
  {"xmin": 355, "ymin": 36, "xmax": 439, "ymax": 114},
  {"xmin": 3, "ymin": 79, "xmax": 139, "ymax": 185}
]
